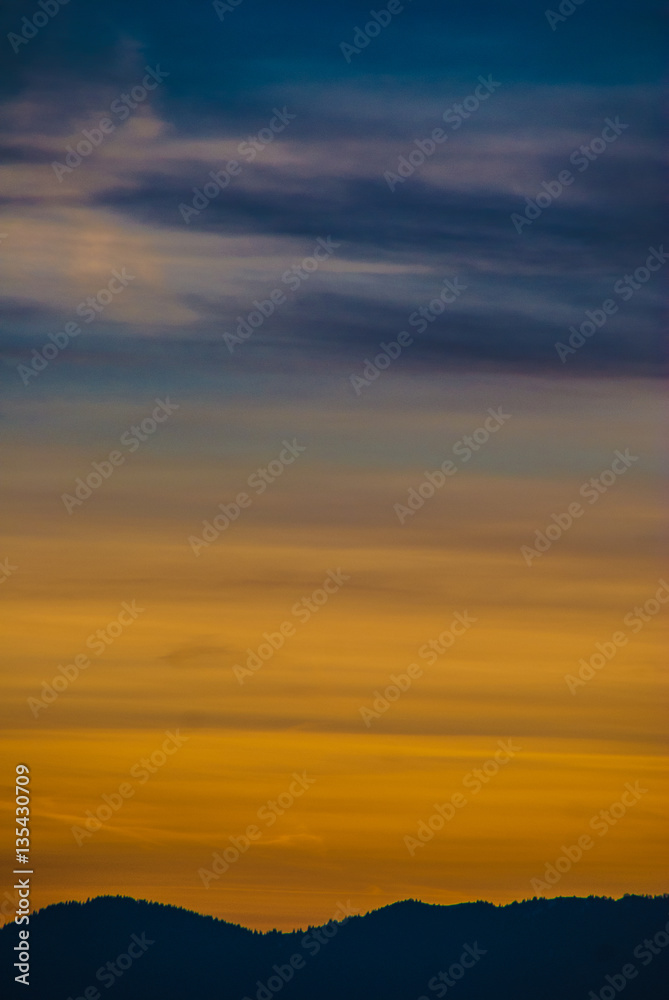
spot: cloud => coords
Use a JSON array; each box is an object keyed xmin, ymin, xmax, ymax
[
  {"xmin": 0, "ymin": 11, "xmax": 664, "ymax": 382},
  {"xmin": 159, "ymin": 643, "xmax": 236, "ymax": 668}
]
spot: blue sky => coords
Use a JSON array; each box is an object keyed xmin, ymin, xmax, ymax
[{"xmin": 0, "ymin": 0, "xmax": 665, "ymax": 387}]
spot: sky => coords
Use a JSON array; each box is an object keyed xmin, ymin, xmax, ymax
[{"xmin": 0, "ymin": 0, "xmax": 666, "ymax": 930}]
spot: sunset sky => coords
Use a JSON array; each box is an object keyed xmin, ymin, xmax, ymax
[{"xmin": 1, "ymin": 0, "xmax": 666, "ymax": 931}]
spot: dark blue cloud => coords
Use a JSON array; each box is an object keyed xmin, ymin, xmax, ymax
[{"xmin": 0, "ymin": 0, "xmax": 665, "ymax": 383}]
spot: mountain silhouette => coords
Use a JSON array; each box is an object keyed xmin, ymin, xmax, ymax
[{"xmin": 2, "ymin": 894, "xmax": 668, "ymax": 998}]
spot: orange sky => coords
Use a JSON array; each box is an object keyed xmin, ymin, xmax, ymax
[{"xmin": 1, "ymin": 375, "xmax": 667, "ymax": 929}]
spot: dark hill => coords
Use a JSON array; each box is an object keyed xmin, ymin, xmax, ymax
[{"xmin": 2, "ymin": 894, "xmax": 668, "ymax": 999}]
